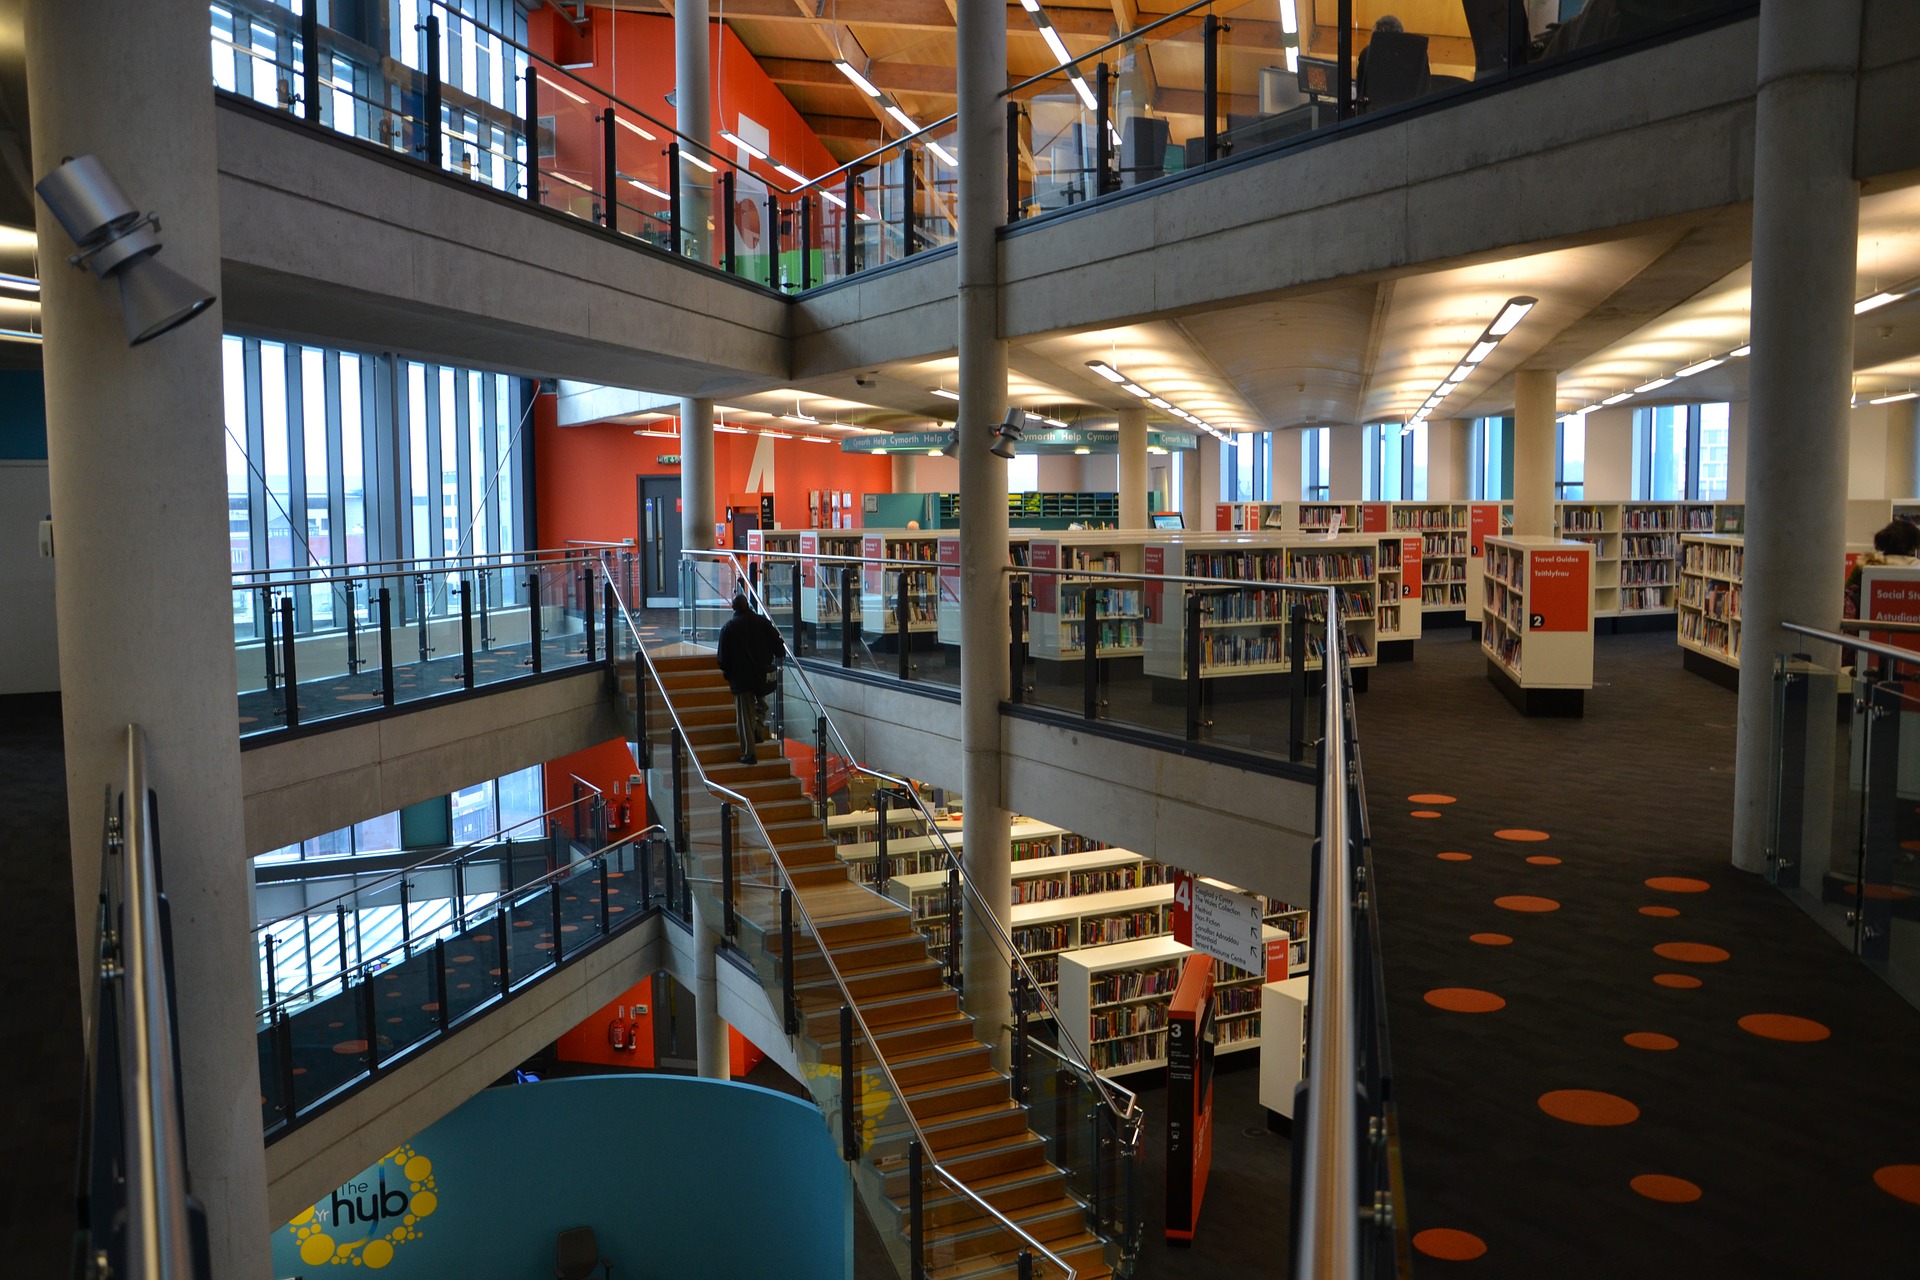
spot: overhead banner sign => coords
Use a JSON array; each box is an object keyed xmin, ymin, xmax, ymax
[{"xmin": 1171, "ymin": 872, "xmax": 1265, "ymax": 976}]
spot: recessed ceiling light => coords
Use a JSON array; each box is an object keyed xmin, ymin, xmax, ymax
[
  {"xmin": 1675, "ymin": 357, "xmax": 1725, "ymax": 377},
  {"xmin": 1634, "ymin": 377, "xmax": 1674, "ymax": 393},
  {"xmin": 930, "ymin": 387, "xmax": 960, "ymax": 400},
  {"xmin": 1601, "ymin": 392, "xmax": 1633, "ymax": 405}
]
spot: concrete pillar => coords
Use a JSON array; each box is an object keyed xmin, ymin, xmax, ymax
[
  {"xmin": 1427, "ymin": 418, "xmax": 1472, "ymax": 500},
  {"xmin": 1330, "ymin": 426, "xmax": 1365, "ymax": 500},
  {"xmin": 680, "ymin": 398, "xmax": 716, "ymax": 552},
  {"xmin": 1725, "ymin": 400, "xmax": 1749, "ymax": 502},
  {"xmin": 1582, "ymin": 407, "xmax": 1634, "ymax": 499},
  {"xmin": 27, "ymin": 1, "xmax": 267, "ymax": 1274},
  {"xmin": 1512, "ymin": 370, "xmax": 1557, "ymax": 537},
  {"xmin": 1117, "ymin": 408, "xmax": 1148, "ymax": 528},
  {"xmin": 690, "ymin": 893, "xmax": 729, "ymax": 1079},
  {"xmin": 956, "ymin": 0, "xmax": 1013, "ymax": 1064},
  {"xmin": 1884, "ymin": 403, "xmax": 1920, "ymax": 500},
  {"xmin": 891, "ymin": 453, "xmax": 919, "ymax": 493},
  {"xmin": 1731, "ymin": 0, "xmax": 1862, "ymax": 872},
  {"xmin": 1180, "ymin": 439, "xmax": 1204, "ymax": 522},
  {"xmin": 1270, "ymin": 428, "xmax": 1303, "ymax": 501},
  {"xmin": 674, "ymin": 0, "xmax": 714, "ymax": 262}
]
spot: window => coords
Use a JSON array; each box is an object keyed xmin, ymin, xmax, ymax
[
  {"xmin": 1220, "ymin": 432, "xmax": 1273, "ymax": 503},
  {"xmin": 1470, "ymin": 417, "xmax": 1510, "ymax": 499},
  {"xmin": 1556, "ymin": 415, "xmax": 1586, "ymax": 500},
  {"xmin": 1301, "ymin": 428, "xmax": 1331, "ymax": 499},
  {"xmin": 1364, "ymin": 423, "xmax": 1428, "ymax": 501},
  {"xmin": 1007, "ymin": 453, "xmax": 1039, "ymax": 493},
  {"xmin": 1632, "ymin": 404, "xmax": 1728, "ymax": 500},
  {"xmin": 250, "ymin": 764, "xmax": 544, "ymax": 868}
]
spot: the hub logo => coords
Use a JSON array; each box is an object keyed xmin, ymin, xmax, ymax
[{"xmin": 284, "ymin": 1144, "xmax": 440, "ymax": 1270}]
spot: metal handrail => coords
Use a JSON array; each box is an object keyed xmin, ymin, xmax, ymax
[
  {"xmin": 738, "ymin": 544, "xmax": 1359, "ymax": 596},
  {"xmin": 793, "ymin": 110, "xmax": 961, "ymax": 193},
  {"xmin": 258, "ymin": 824, "xmax": 665, "ymax": 1015},
  {"xmin": 1785, "ymin": 621, "xmax": 1920, "ymax": 668},
  {"xmin": 605, "ymin": 562, "xmax": 1077, "ymax": 1279},
  {"xmin": 1836, "ymin": 618, "xmax": 1920, "ymax": 635},
  {"xmin": 1295, "ymin": 604, "xmax": 1359, "ymax": 1276},
  {"xmin": 107, "ymin": 724, "xmax": 197, "ymax": 1280},
  {"xmin": 233, "ymin": 547, "xmax": 595, "ymax": 585},
  {"xmin": 687, "ymin": 548, "xmax": 1145, "ymax": 1129},
  {"xmin": 250, "ymin": 791, "xmax": 609, "ymax": 936}
]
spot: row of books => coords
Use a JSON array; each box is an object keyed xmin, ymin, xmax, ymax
[
  {"xmin": 1618, "ymin": 586, "xmax": 1670, "ymax": 612},
  {"xmin": 1680, "ymin": 612, "xmax": 1740, "ymax": 655},
  {"xmin": 1081, "ymin": 910, "xmax": 1170, "ymax": 945},
  {"xmin": 1487, "ymin": 546, "xmax": 1524, "ymax": 589},
  {"xmin": 1090, "ymin": 1002, "xmax": 1170, "ymax": 1043},
  {"xmin": 1062, "ymin": 620, "xmax": 1144, "ymax": 652},
  {"xmin": 1379, "ymin": 543, "xmax": 1401, "ymax": 570},
  {"xmin": 1423, "ymin": 531, "xmax": 1469, "ymax": 555},
  {"xmin": 1560, "ymin": 507, "xmax": 1609, "ymax": 531},
  {"xmin": 1620, "ymin": 534, "xmax": 1677, "ymax": 558},
  {"xmin": 1012, "ymin": 923, "xmax": 1073, "ymax": 955},
  {"xmin": 1196, "ymin": 632, "xmax": 1283, "ymax": 668},
  {"xmin": 1217, "ymin": 985, "xmax": 1262, "ymax": 1016},
  {"xmin": 1090, "ymin": 963, "xmax": 1182, "ymax": 1005},
  {"xmin": 1421, "ymin": 562, "xmax": 1467, "ymax": 583},
  {"xmin": 1619, "ymin": 561, "xmax": 1675, "ymax": 587},
  {"xmin": 1377, "ymin": 610, "xmax": 1401, "ymax": 634},
  {"xmin": 1423, "ymin": 582, "xmax": 1470, "ymax": 606},
  {"xmin": 1302, "ymin": 630, "xmax": 1374, "ymax": 661},
  {"xmin": 1298, "ymin": 505, "xmax": 1352, "ymax": 530},
  {"xmin": 1216, "ymin": 1018, "xmax": 1260, "ymax": 1046},
  {"xmin": 1286, "ymin": 551, "xmax": 1376, "ymax": 582},
  {"xmin": 1681, "ymin": 543, "xmax": 1745, "ymax": 579},
  {"xmin": 1622, "ymin": 508, "xmax": 1678, "ymax": 531},
  {"xmin": 1009, "ymin": 865, "xmax": 1150, "ymax": 905},
  {"xmin": 1185, "ymin": 551, "xmax": 1287, "ymax": 581},
  {"xmin": 1395, "ymin": 508, "xmax": 1463, "ymax": 531},
  {"xmin": 1485, "ymin": 582, "xmax": 1525, "ymax": 632},
  {"xmin": 1486, "ymin": 628, "xmax": 1524, "ymax": 673},
  {"xmin": 1058, "ymin": 585, "xmax": 1143, "ymax": 618},
  {"xmin": 1198, "ymin": 588, "xmax": 1297, "ymax": 623},
  {"xmin": 1066, "ymin": 549, "xmax": 1123, "ymax": 571},
  {"xmin": 1090, "ymin": 1031, "xmax": 1166, "ymax": 1070}
]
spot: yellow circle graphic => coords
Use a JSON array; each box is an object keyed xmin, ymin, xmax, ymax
[{"xmin": 282, "ymin": 1145, "xmax": 441, "ymax": 1268}]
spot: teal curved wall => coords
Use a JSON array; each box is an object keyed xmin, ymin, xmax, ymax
[{"xmin": 270, "ymin": 1075, "xmax": 850, "ymax": 1280}]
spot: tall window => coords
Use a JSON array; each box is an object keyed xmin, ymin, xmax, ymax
[
  {"xmin": 1555, "ymin": 415, "xmax": 1586, "ymax": 499},
  {"xmin": 1470, "ymin": 417, "xmax": 1510, "ymax": 499},
  {"xmin": 1301, "ymin": 428, "xmax": 1331, "ymax": 499},
  {"xmin": 224, "ymin": 337, "xmax": 532, "ymax": 639},
  {"xmin": 254, "ymin": 764, "xmax": 547, "ymax": 865},
  {"xmin": 1365, "ymin": 424, "xmax": 1429, "ymax": 500},
  {"xmin": 1220, "ymin": 432, "xmax": 1273, "ymax": 502},
  {"xmin": 1632, "ymin": 404, "xmax": 1728, "ymax": 500}
]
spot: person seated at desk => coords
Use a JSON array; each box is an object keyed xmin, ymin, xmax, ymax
[{"xmin": 1354, "ymin": 14, "xmax": 1404, "ymax": 109}]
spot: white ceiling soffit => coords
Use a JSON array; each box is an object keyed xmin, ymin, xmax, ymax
[{"xmin": 1018, "ymin": 321, "xmax": 1269, "ymax": 433}]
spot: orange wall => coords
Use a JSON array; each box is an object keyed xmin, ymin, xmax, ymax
[
  {"xmin": 544, "ymin": 740, "xmax": 649, "ymax": 838},
  {"xmin": 555, "ymin": 978, "xmax": 657, "ymax": 1070},
  {"xmin": 534, "ymin": 392, "xmax": 894, "ymax": 547}
]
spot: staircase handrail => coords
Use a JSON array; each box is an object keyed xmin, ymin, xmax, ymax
[
  {"xmin": 232, "ymin": 546, "xmax": 600, "ymax": 589},
  {"xmin": 256, "ymin": 824, "xmax": 664, "ymax": 1017},
  {"xmin": 686, "ymin": 547, "xmax": 1150, "ymax": 1133},
  {"xmin": 604, "ymin": 561, "xmax": 1077, "ymax": 1279}
]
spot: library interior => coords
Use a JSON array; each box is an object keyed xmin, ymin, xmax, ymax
[{"xmin": 6, "ymin": 2, "xmax": 1920, "ymax": 1278}]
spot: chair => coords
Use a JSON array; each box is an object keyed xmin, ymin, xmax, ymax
[
  {"xmin": 1461, "ymin": 0, "xmax": 1531, "ymax": 78},
  {"xmin": 1357, "ymin": 30, "xmax": 1431, "ymax": 112},
  {"xmin": 555, "ymin": 1226, "xmax": 611, "ymax": 1280}
]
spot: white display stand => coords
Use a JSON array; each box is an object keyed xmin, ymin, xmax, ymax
[
  {"xmin": 1480, "ymin": 535, "xmax": 1595, "ymax": 716},
  {"xmin": 1258, "ymin": 977, "xmax": 1311, "ymax": 1127}
]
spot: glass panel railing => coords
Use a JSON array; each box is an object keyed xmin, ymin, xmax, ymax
[{"xmin": 1767, "ymin": 626, "xmax": 1920, "ymax": 1007}]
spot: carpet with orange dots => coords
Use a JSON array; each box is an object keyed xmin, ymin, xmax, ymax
[{"xmin": 1360, "ymin": 628, "xmax": 1920, "ymax": 1275}]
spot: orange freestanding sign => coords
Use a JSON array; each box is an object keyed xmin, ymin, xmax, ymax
[{"xmin": 1165, "ymin": 954, "xmax": 1217, "ymax": 1245}]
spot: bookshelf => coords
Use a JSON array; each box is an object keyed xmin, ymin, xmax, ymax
[
  {"xmin": 1677, "ymin": 533, "xmax": 1742, "ymax": 685},
  {"xmin": 1679, "ymin": 502, "xmax": 1746, "ymax": 535},
  {"xmin": 1552, "ymin": 502, "xmax": 1681, "ymax": 618},
  {"xmin": 1141, "ymin": 535, "xmax": 1379, "ymax": 681},
  {"xmin": 1480, "ymin": 535, "xmax": 1595, "ymax": 716},
  {"xmin": 887, "ymin": 851, "xmax": 1166, "ymax": 972},
  {"xmin": 1391, "ymin": 503, "xmax": 1469, "ymax": 613},
  {"xmin": 797, "ymin": 531, "xmax": 866, "ymax": 628},
  {"xmin": 1057, "ymin": 925, "xmax": 1288, "ymax": 1077},
  {"xmin": 746, "ymin": 528, "xmax": 804, "ymax": 630},
  {"xmin": 1374, "ymin": 532, "xmax": 1424, "ymax": 646},
  {"xmin": 1027, "ymin": 534, "xmax": 1151, "ymax": 661},
  {"xmin": 1464, "ymin": 502, "xmax": 1515, "ymax": 624},
  {"xmin": 856, "ymin": 531, "xmax": 941, "ymax": 638},
  {"xmin": 830, "ymin": 816, "xmax": 1093, "ymax": 886},
  {"xmin": 934, "ymin": 533, "xmax": 1034, "ymax": 645}
]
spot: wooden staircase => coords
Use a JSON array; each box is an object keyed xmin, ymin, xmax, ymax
[{"xmin": 623, "ymin": 654, "xmax": 1116, "ymax": 1280}]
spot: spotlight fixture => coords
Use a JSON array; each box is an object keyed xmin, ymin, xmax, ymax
[
  {"xmin": 990, "ymin": 407, "xmax": 1024, "ymax": 460},
  {"xmin": 35, "ymin": 155, "xmax": 217, "ymax": 346}
]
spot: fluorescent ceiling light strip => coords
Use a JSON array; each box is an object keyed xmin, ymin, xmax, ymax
[
  {"xmin": 885, "ymin": 104, "xmax": 919, "ymax": 133},
  {"xmin": 930, "ymin": 387, "xmax": 961, "ymax": 400},
  {"xmin": 616, "ymin": 115, "xmax": 657, "ymax": 141},
  {"xmin": 1856, "ymin": 291, "xmax": 1904, "ymax": 315},
  {"xmin": 0, "ymin": 326, "xmax": 42, "ymax": 343},
  {"xmin": 1486, "ymin": 296, "xmax": 1536, "ymax": 336},
  {"xmin": 1085, "ymin": 360, "xmax": 1126, "ymax": 383},
  {"xmin": 775, "ymin": 163, "xmax": 808, "ymax": 185},
  {"xmin": 626, "ymin": 177, "xmax": 669, "ymax": 200},
  {"xmin": 1038, "ymin": 23, "xmax": 1072, "ymax": 66},
  {"xmin": 1464, "ymin": 340, "xmax": 1498, "ymax": 364},
  {"xmin": 820, "ymin": 189, "xmax": 847, "ymax": 209},
  {"xmin": 835, "ymin": 60, "xmax": 883, "ymax": 98},
  {"xmin": 1634, "ymin": 377, "xmax": 1674, "ymax": 393},
  {"xmin": 681, "ymin": 153, "xmax": 716, "ymax": 174},
  {"xmin": 1043, "ymin": 416, "xmax": 1068, "ymax": 427},
  {"xmin": 720, "ymin": 128, "xmax": 767, "ymax": 161},
  {"xmin": 1675, "ymin": 357, "xmax": 1725, "ymax": 377},
  {"xmin": 714, "ymin": 424, "xmax": 752, "ymax": 434},
  {"xmin": 800, "ymin": 435, "xmax": 834, "ymax": 443},
  {"xmin": 1869, "ymin": 391, "xmax": 1920, "ymax": 404},
  {"xmin": 1120, "ymin": 382, "xmax": 1152, "ymax": 398},
  {"xmin": 1067, "ymin": 69, "xmax": 1098, "ymax": 111},
  {"xmin": 1601, "ymin": 392, "xmax": 1633, "ymax": 405},
  {"xmin": 1146, "ymin": 396, "xmax": 1172, "ymax": 410},
  {"xmin": 926, "ymin": 139, "xmax": 958, "ymax": 166},
  {"xmin": 538, "ymin": 74, "xmax": 587, "ymax": 105},
  {"xmin": 1729, "ymin": 344, "xmax": 1751, "ymax": 358},
  {"xmin": 0, "ymin": 272, "xmax": 41, "ymax": 294}
]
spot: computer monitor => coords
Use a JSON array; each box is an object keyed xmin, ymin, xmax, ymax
[
  {"xmin": 1297, "ymin": 55, "xmax": 1340, "ymax": 100},
  {"xmin": 1152, "ymin": 512, "xmax": 1186, "ymax": 529}
]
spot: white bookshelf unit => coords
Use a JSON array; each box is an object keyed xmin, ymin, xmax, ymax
[
  {"xmin": 1373, "ymin": 531, "xmax": 1424, "ymax": 652},
  {"xmin": 1391, "ymin": 503, "xmax": 1469, "ymax": 616},
  {"xmin": 858, "ymin": 531, "xmax": 941, "ymax": 639},
  {"xmin": 797, "ymin": 531, "xmax": 865, "ymax": 629},
  {"xmin": 1026, "ymin": 534, "xmax": 1150, "ymax": 663},
  {"xmin": 1677, "ymin": 533, "xmax": 1742, "ymax": 687},
  {"xmin": 1480, "ymin": 536, "xmax": 1595, "ymax": 716},
  {"xmin": 1552, "ymin": 502, "xmax": 1682, "ymax": 621},
  {"xmin": 1141, "ymin": 536, "xmax": 1379, "ymax": 685},
  {"xmin": 1057, "ymin": 925, "xmax": 1288, "ymax": 1077}
]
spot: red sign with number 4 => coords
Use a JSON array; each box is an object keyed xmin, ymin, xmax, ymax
[{"xmin": 1171, "ymin": 870, "xmax": 1194, "ymax": 945}]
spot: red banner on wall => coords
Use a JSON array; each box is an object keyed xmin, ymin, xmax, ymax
[
  {"xmin": 1469, "ymin": 503, "xmax": 1500, "ymax": 559},
  {"xmin": 1527, "ymin": 549, "xmax": 1589, "ymax": 632}
]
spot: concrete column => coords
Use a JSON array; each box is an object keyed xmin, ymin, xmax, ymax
[
  {"xmin": 1180, "ymin": 439, "xmax": 1204, "ymax": 522},
  {"xmin": 1731, "ymin": 0, "xmax": 1862, "ymax": 872},
  {"xmin": 690, "ymin": 893, "xmax": 729, "ymax": 1079},
  {"xmin": 1117, "ymin": 408, "xmax": 1148, "ymax": 528},
  {"xmin": 891, "ymin": 453, "xmax": 919, "ymax": 493},
  {"xmin": 1330, "ymin": 426, "xmax": 1366, "ymax": 500},
  {"xmin": 27, "ymin": 1, "xmax": 267, "ymax": 1274},
  {"xmin": 1427, "ymin": 418, "xmax": 1472, "ymax": 500},
  {"xmin": 1884, "ymin": 403, "xmax": 1920, "ymax": 500},
  {"xmin": 1195, "ymin": 434, "xmax": 1221, "ymax": 523},
  {"xmin": 955, "ymin": 0, "xmax": 1013, "ymax": 1064},
  {"xmin": 674, "ymin": 0, "xmax": 714, "ymax": 262},
  {"xmin": 1726, "ymin": 400, "xmax": 1749, "ymax": 502},
  {"xmin": 1582, "ymin": 407, "xmax": 1634, "ymax": 499},
  {"xmin": 680, "ymin": 397, "xmax": 716, "ymax": 553},
  {"xmin": 1512, "ymin": 370, "xmax": 1557, "ymax": 537},
  {"xmin": 1270, "ymin": 428, "xmax": 1303, "ymax": 501}
]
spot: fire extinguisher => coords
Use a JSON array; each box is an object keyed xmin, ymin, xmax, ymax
[
  {"xmin": 624, "ymin": 1014, "xmax": 641, "ymax": 1052},
  {"xmin": 616, "ymin": 781, "xmax": 631, "ymax": 830},
  {"xmin": 608, "ymin": 1004, "xmax": 629, "ymax": 1049}
]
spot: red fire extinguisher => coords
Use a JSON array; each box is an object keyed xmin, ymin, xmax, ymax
[
  {"xmin": 616, "ymin": 781, "xmax": 632, "ymax": 830},
  {"xmin": 608, "ymin": 1004, "xmax": 629, "ymax": 1049}
]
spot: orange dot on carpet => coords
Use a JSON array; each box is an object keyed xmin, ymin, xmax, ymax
[
  {"xmin": 1526, "ymin": 855, "xmax": 1562, "ymax": 866},
  {"xmin": 1538, "ymin": 1089, "xmax": 1640, "ymax": 1126},
  {"xmin": 1495, "ymin": 895, "xmax": 1560, "ymax": 913},
  {"xmin": 1873, "ymin": 1165, "xmax": 1920, "ymax": 1206},
  {"xmin": 1437, "ymin": 851, "xmax": 1473, "ymax": 862},
  {"xmin": 1654, "ymin": 973, "xmax": 1702, "ymax": 989},
  {"xmin": 333, "ymin": 1039, "xmax": 369, "ymax": 1055},
  {"xmin": 1624, "ymin": 1032, "xmax": 1679, "ymax": 1051},
  {"xmin": 1646, "ymin": 876, "xmax": 1711, "ymax": 893},
  {"xmin": 1496, "ymin": 829, "xmax": 1551, "ymax": 842},
  {"xmin": 1470, "ymin": 932, "xmax": 1512, "ymax": 946},
  {"xmin": 1412, "ymin": 1229, "xmax": 1487, "ymax": 1262},
  {"xmin": 1411, "ymin": 810, "xmax": 1444, "ymax": 819},
  {"xmin": 1654, "ymin": 941, "xmax": 1730, "ymax": 964},
  {"xmin": 1639, "ymin": 906, "xmax": 1681, "ymax": 918},
  {"xmin": 1856, "ymin": 883, "xmax": 1914, "ymax": 902},
  {"xmin": 1739, "ymin": 1013, "xmax": 1830, "ymax": 1042},
  {"xmin": 1424, "ymin": 988, "xmax": 1507, "ymax": 1013},
  {"xmin": 1631, "ymin": 1174, "xmax": 1701, "ymax": 1203},
  {"xmin": 1408, "ymin": 794, "xmax": 1458, "ymax": 805}
]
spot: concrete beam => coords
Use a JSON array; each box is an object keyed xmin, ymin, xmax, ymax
[
  {"xmin": 240, "ymin": 671, "xmax": 623, "ymax": 856},
  {"xmin": 266, "ymin": 915, "xmax": 667, "ymax": 1224},
  {"xmin": 215, "ymin": 101, "xmax": 791, "ymax": 398}
]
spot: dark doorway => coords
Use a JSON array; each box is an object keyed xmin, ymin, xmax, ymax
[
  {"xmin": 638, "ymin": 476, "xmax": 683, "ymax": 606},
  {"xmin": 731, "ymin": 508, "xmax": 760, "ymax": 550}
]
